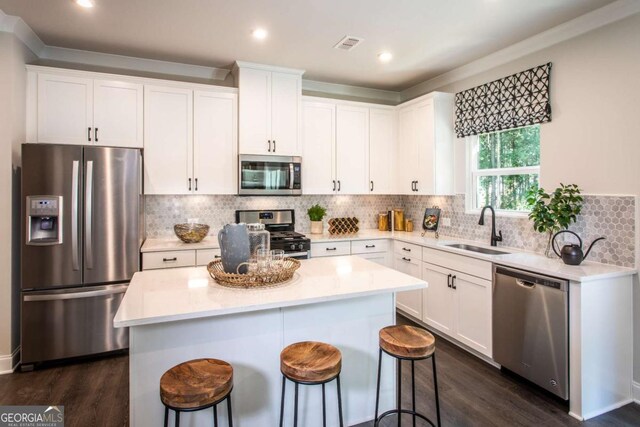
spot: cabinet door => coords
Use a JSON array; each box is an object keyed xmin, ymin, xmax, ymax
[
  {"xmin": 414, "ymin": 99, "xmax": 435, "ymax": 195},
  {"xmin": 396, "ymin": 106, "xmax": 418, "ymax": 195},
  {"xmin": 193, "ymin": 91, "xmax": 238, "ymax": 194},
  {"xmin": 238, "ymin": 68, "xmax": 271, "ymax": 154},
  {"xmin": 93, "ymin": 79, "xmax": 143, "ymax": 148},
  {"xmin": 336, "ymin": 105, "xmax": 369, "ymax": 194},
  {"xmin": 369, "ymin": 108, "xmax": 396, "ymax": 194},
  {"xmin": 394, "ymin": 254, "xmax": 422, "ymax": 319},
  {"xmin": 37, "ymin": 73, "xmax": 93, "ymax": 145},
  {"xmin": 302, "ymin": 101, "xmax": 336, "ymax": 194},
  {"xmin": 453, "ymin": 272, "xmax": 492, "ymax": 356},
  {"xmin": 422, "ymin": 263, "xmax": 455, "ymax": 335},
  {"xmin": 357, "ymin": 251, "xmax": 391, "ymax": 268},
  {"xmin": 270, "ymin": 73, "xmax": 301, "ymax": 155},
  {"xmin": 143, "ymin": 86, "xmax": 193, "ymax": 195}
]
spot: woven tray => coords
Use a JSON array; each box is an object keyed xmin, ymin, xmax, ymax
[
  {"xmin": 328, "ymin": 217, "xmax": 360, "ymax": 235},
  {"xmin": 207, "ymin": 258, "xmax": 301, "ymax": 289}
]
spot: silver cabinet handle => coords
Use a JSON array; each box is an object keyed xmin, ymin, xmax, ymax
[
  {"xmin": 71, "ymin": 160, "xmax": 80, "ymax": 271},
  {"xmin": 85, "ymin": 160, "xmax": 94, "ymax": 270},
  {"xmin": 24, "ymin": 285, "xmax": 128, "ymax": 301}
]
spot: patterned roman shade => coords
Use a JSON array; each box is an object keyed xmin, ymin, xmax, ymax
[{"xmin": 454, "ymin": 63, "xmax": 552, "ymax": 138}]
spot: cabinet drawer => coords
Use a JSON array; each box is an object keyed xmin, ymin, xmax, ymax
[
  {"xmin": 351, "ymin": 239, "xmax": 389, "ymax": 254},
  {"xmin": 422, "ymin": 247, "xmax": 491, "ymax": 280},
  {"xmin": 143, "ymin": 250, "xmax": 196, "ymax": 270},
  {"xmin": 310, "ymin": 241, "xmax": 351, "ymax": 257},
  {"xmin": 196, "ymin": 248, "xmax": 221, "ymax": 266},
  {"xmin": 393, "ymin": 240, "xmax": 421, "ymax": 256}
]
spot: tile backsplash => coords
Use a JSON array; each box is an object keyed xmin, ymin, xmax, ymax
[{"xmin": 145, "ymin": 194, "xmax": 636, "ymax": 267}]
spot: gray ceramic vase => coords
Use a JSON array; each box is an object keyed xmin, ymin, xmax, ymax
[{"xmin": 218, "ymin": 223, "xmax": 251, "ymax": 274}]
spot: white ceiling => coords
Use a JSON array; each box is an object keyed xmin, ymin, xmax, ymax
[{"xmin": 0, "ymin": 0, "xmax": 617, "ymax": 91}]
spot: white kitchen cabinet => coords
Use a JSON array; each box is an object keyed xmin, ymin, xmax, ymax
[
  {"xmin": 36, "ymin": 72, "xmax": 143, "ymax": 147},
  {"xmin": 396, "ymin": 92, "xmax": 454, "ymax": 195},
  {"xmin": 193, "ymin": 90, "xmax": 238, "ymax": 194},
  {"xmin": 302, "ymin": 101, "xmax": 336, "ymax": 194},
  {"xmin": 422, "ymin": 259, "xmax": 492, "ymax": 357},
  {"xmin": 393, "ymin": 253, "xmax": 422, "ymax": 319},
  {"xmin": 144, "ymin": 85, "xmax": 193, "ymax": 195},
  {"xmin": 336, "ymin": 105, "xmax": 370, "ymax": 194},
  {"xmin": 234, "ymin": 63, "xmax": 303, "ymax": 156},
  {"xmin": 310, "ymin": 241, "xmax": 351, "ymax": 258},
  {"xmin": 369, "ymin": 108, "xmax": 397, "ymax": 194}
]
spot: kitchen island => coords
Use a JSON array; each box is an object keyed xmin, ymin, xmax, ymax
[{"xmin": 114, "ymin": 255, "xmax": 427, "ymax": 426}]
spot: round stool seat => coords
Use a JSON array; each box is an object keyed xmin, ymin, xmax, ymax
[
  {"xmin": 379, "ymin": 325, "xmax": 435, "ymax": 359},
  {"xmin": 280, "ymin": 341, "xmax": 342, "ymax": 383},
  {"xmin": 160, "ymin": 358, "xmax": 233, "ymax": 410}
]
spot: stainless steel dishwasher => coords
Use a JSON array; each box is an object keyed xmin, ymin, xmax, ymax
[{"xmin": 493, "ymin": 265, "xmax": 569, "ymax": 399}]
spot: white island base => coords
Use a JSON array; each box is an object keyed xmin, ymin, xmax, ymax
[{"xmin": 117, "ymin": 256, "xmax": 427, "ymax": 426}]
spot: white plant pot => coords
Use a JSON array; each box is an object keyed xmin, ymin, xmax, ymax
[{"xmin": 310, "ymin": 221, "xmax": 323, "ymax": 235}]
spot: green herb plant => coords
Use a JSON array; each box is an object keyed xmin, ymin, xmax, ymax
[
  {"xmin": 307, "ymin": 204, "xmax": 327, "ymax": 222},
  {"xmin": 526, "ymin": 184, "xmax": 583, "ymax": 256}
]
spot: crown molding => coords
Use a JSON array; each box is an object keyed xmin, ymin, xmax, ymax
[
  {"xmin": 233, "ymin": 60, "xmax": 305, "ymax": 76},
  {"xmin": 400, "ymin": 0, "xmax": 640, "ymax": 101},
  {"xmin": 40, "ymin": 46, "xmax": 230, "ymax": 81},
  {"xmin": 0, "ymin": 9, "xmax": 45, "ymax": 55},
  {"xmin": 302, "ymin": 79, "xmax": 401, "ymax": 104}
]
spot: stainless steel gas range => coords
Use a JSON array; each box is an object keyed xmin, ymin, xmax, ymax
[{"xmin": 235, "ymin": 209, "xmax": 310, "ymax": 259}]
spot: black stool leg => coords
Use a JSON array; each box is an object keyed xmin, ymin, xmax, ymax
[
  {"xmin": 412, "ymin": 360, "xmax": 416, "ymax": 427},
  {"xmin": 175, "ymin": 410, "xmax": 180, "ymax": 427},
  {"xmin": 293, "ymin": 382, "xmax": 299, "ymax": 427},
  {"xmin": 163, "ymin": 406, "xmax": 168, "ymax": 427},
  {"xmin": 374, "ymin": 348, "xmax": 382, "ymax": 422},
  {"xmin": 432, "ymin": 353, "xmax": 441, "ymax": 427},
  {"xmin": 322, "ymin": 383, "xmax": 327, "ymax": 427},
  {"xmin": 213, "ymin": 404, "xmax": 218, "ymax": 427},
  {"xmin": 396, "ymin": 358, "xmax": 402, "ymax": 427},
  {"xmin": 336, "ymin": 375, "xmax": 344, "ymax": 427},
  {"xmin": 227, "ymin": 395, "xmax": 234, "ymax": 427},
  {"xmin": 279, "ymin": 376, "xmax": 286, "ymax": 427}
]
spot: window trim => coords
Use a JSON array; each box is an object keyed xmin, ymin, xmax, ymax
[{"xmin": 465, "ymin": 132, "xmax": 540, "ymax": 218}]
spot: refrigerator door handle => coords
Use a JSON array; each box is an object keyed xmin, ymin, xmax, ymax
[
  {"xmin": 71, "ymin": 160, "xmax": 80, "ymax": 271},
  {"xmin": 85, "ymin": 160, "xmax": 94, "ymax": 269},
  {"xmin": 23, "ymin": 284, "xmax": 128, "ymax": 301}
]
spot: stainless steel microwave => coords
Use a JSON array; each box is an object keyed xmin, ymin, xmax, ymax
[{"xmin": 238, "ymin": 155, "xmax": 302, "ymax": 196}]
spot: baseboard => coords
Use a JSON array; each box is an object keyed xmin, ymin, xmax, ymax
[
  {"xmin": 633, "ymin": 381, "xmax": 640, "ymax": 404},
  {"xmin": 0, "ymin": 347, "xmax": 20, "ymax": 375},
  {"xmin": 580, "ymin": 398, "xmax": 634, "ymax": 420}
]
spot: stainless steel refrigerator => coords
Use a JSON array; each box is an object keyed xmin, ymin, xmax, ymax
[{"xmin": 21, "ymin": 143, "xmax": 142, "ymax": 367}]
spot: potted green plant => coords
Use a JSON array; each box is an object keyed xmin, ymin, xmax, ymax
[
  {"xmin": 526, "ymin": 183, "xmax": 583, "ymax": 258},
  {"xmin": 307, "ymin": 204, "xmax": 327, "ymax": 235}
]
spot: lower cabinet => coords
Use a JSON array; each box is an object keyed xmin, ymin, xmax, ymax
[
  {"xmin": 393, "ymin": 253, "xmax": 422, "ymax": 319},
  {"xmin": 422, "ymin": 262, "xmax": 492, "ymax": 357},
  {"xmin": 142, "ymin": 248, "xmax": 221, "ymax": 270}
]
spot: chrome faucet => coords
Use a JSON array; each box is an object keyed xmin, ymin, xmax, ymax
[{"xmin": 478, "ymin": 205, "xmax": 503, "ymax": 247}]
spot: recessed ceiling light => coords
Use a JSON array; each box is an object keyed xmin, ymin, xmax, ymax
[
  {"xmin": 378, "ymin": 52, "xmax": 393, "ymax": 63},
  {"xmin": 252, "ymin": 28, "xmax": 268, "ymax": 40},
  {"xmin": 76, "ymin": 0, "xmax": 94, "ymax": 8}
]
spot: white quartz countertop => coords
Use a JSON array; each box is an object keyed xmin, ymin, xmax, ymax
[
  {"xmin": 142, "ymin": 229, "xmax": 636, "ymax": 282},
  {"xmin": 114, "ymin": 255, "xmax": 426, "ymax": 328}
]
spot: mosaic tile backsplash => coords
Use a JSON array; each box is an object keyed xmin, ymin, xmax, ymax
[{"xmin": 145, "ymin": 194, "xmax": 635, "ymax": 267}]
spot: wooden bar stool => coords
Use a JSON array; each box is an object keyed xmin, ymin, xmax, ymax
[
  {"xmin": 160, "ymin": 358, "xmax": 234, "ymax": 427},
  {"xmin": 374, "ymin": 325, "xmax": 441, "ymax": 427},
  {"xmin": 279, "ymin": 341, "xmax": 344, "ymax": 427}
]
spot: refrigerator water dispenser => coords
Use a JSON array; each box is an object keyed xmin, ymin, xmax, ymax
[{"xmin": 26, "ymin": 196, "xmax": 63, "ymax": 245}]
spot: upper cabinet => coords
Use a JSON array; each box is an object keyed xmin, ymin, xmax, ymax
[
  {"xmin": 32, "ymin": 71, "xmax": 143, "ymax": 147},
  {"xmin": 397, "ymin": 92, "xmax": 454, "ymax": 195},
  {"xmin": 233, "ymin": 62, "xmax": 304, "ymax": 156},
  {"xmin": 143, "ymin": 85, "xmax": 238, "ymax": 195},
  {"xmin": 302, "ymin": 101, "xmax": 336, "ymax": 195},
  {"xmin": 369, "ymin": 108, "xmax": 397, "ymax": 194},
  {"xmin": 336, "ymin": 104, "xmax": 369, "ymax": 194}
]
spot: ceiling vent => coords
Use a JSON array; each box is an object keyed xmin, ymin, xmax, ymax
[{"xmin": 334, "ymin": 36, "xmax": 364, "ymax": 51}]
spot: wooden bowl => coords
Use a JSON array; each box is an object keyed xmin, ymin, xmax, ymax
[{"xmin": 174, "ymin": 223, "xmax": 210, "ymax": 243}]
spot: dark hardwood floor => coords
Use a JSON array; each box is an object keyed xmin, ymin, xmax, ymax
[{"xmin": 0, "ymin": 315, "xmax": 638, "ymax": 426}]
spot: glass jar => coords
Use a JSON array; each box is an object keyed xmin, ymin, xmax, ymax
[{"xmin": 247, "ymin": 223, "xmax": 270, "ymax": 257}]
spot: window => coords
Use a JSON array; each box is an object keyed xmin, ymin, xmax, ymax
[{"xmin": 468, "ymin": 125, "xmax": 540, "ymax": 213}]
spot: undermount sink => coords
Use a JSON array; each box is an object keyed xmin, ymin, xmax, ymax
[{"xmin": 446, "ymin": 243, "xmax": 510, "ymax": 255}]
